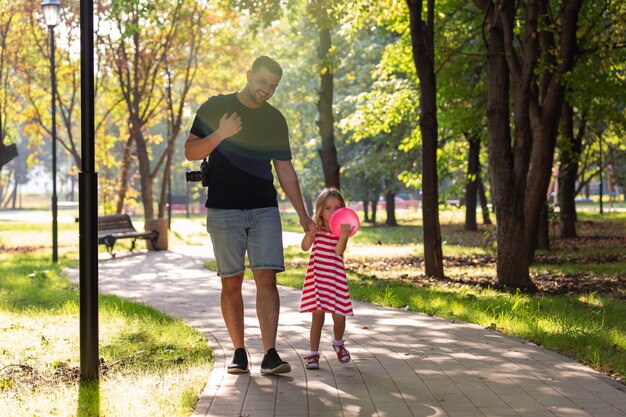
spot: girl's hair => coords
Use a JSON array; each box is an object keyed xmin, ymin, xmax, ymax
[{"xmin": 313, "ymin": 187, "xmax": 346, "ymax": 228}]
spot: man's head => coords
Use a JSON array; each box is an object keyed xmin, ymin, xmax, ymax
[
  {"xmin": 241, "ymin": 56, "xmax": 283, "ymax": 107},
  {"xmin": 251, "ymin": 56, "xmax": 283, "ymax": 78}
]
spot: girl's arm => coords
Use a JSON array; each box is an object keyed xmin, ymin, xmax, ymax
[
  {"xmin": 335, "ymin": 224, "xmax": 355, "ymax": 256},
  {"xmin": 301, "ymin": 227, "xmax": 316, "ymax": 251}
]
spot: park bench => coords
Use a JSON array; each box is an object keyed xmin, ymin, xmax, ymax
[{"xmin": 98, "ymin": 214, "xmax": 159, "ymax": 256}]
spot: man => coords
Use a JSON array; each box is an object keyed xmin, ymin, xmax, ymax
[{"xmin": 185, "ymin": 56, "xmax": 315, "ymax": 375}]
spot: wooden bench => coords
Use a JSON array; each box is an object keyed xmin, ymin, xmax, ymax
[{"xmin": 98, "ymin": 214, "xmax": 159, "ymax": 256}]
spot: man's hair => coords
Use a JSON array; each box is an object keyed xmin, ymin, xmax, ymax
[{"xmin": 252, "ymin": 56, "xmax": 283, "ymax": 78}]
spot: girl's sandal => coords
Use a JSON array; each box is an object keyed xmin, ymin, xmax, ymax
[{"xmin": 304, "ymin": 354, "xmax": 320, "ymax": 370}]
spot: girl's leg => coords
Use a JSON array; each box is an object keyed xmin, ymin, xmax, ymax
[
  {"xmin": 331, "ymin": 313, "xmax": 346, "ymax": 341},
  {"xmin": 331, "ymin": 314, "xmax": 350, "ymax": 363},
  {"xmin": 310, "ymin": 310, "xmax": 325, "ymax": 352}
]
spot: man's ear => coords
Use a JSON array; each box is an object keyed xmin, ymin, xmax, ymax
[{"xmin": 246, "ymin": 69, "xmax": 252, "ymax": 81}]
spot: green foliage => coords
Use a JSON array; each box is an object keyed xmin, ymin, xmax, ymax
[{"xmin": 225, "ymin": 0, "xmax": 291, "ymax": 29}]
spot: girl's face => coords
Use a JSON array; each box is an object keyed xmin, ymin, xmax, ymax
[{"xmin": 320, "ymin": 196, "xmax": 343, "ymax": 228}]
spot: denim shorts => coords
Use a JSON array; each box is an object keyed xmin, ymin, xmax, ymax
[{"xmin": 206, "ymin": 207, "xmax": 284, "ymax": 277}]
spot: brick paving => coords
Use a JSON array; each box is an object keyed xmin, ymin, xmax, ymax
[{"xmin": 67, "ymin": 249, "xmax": 626, "ymax": 417}]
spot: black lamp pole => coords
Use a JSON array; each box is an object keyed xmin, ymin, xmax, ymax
[
  {"xmin": 42, "ymin": 0, "xmax": 61, "ymax": 263},
  {"xmin": 79, "ymin": 0, "xmax": 99, "ymax": 381}
]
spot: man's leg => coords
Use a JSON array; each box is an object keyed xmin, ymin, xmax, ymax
[
  {"xmin": 252, "ymin": 269, "xmax": 279, "ymax": 352},
  {"xmin": 254, "ymin": 268, "xmax": 291, "ymax": 374},
  {"xmin": 221, "ymin": 273, "xmax": 245, "ymax": 349}
]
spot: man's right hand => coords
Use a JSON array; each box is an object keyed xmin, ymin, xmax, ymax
[{"xmin": 216, "ymin": 112, "xmax": 242, "ymax": 140}]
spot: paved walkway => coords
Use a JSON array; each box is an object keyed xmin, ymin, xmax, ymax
[{"xmin": 66, "ymin": 248, "xmax": 626, "ymax": 417}]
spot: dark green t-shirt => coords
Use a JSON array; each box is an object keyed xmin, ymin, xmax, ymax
[{"xmin": 189, "ymin": 93, "xmax": 291, "ymax": 209}]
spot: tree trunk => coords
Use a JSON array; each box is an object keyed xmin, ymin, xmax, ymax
[
  {"xmin": 478, "ymin": 180, "xmax": 491, "ymax": 225},
  {"xmin": 385, "ymin": 190, "xmax": 397, "ymax": 226},
  {"xmin": 406, "ymin": 0, "xmax": 444, "ymax": 279},
  {"xmin": 474, "ymin": 0, "xmax": 535, "ymax": 290},
  {"xmin": 362, "ymin": 199, "xmax": 370, "ymax": 222},
  {"xmin": 132, "ymin": 119, "xmax": 155, "ymax": 220},
  {"xmin": 525, "ymin": 121, "xmax": 559, "ymax": 258},
  {"xmin": 370, "ymin": 200, "xmax": 378, "ymax": 225},
  {"xmin": 464, "ymin": 133, "xmax": 480, "ymax": 231},
  {"xmin": 115, "ymin": 137, "xmax": 134, "ymax": 215},
  {"xmin": 536, "ymin": 203, "xmax": 550, "ymax": 251},
  {"xmin": 316, "ymin": 26, "xmax": 340, "ymax": 189},
  {"xmin": 158, "ymin": 151, "xmax": 173, "ymax": 219},
  {"xmin": 10, "ymin": 175, "xmax": 17, "ymax": 209},
  {"xmin": 558, "ymin": 102, "xmax": 583, "ymax": 238}
]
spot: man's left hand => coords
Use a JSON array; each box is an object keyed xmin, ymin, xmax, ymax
[{"xmin": 300, "ymin": 216, "xmax": 315, "ymax": 234}]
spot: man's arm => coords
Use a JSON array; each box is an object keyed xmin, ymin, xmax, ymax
[
  {"xmin": 184, "ymin": 113, "xmax": 241, "ymax": 160},
  {"xmin": 274, "ymin": 159, "xmax": 315, "ymax": 233}
]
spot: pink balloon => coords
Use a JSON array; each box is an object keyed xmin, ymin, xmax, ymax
[{"xmin": 329, "ymin": 208, "xmax": 360, "ymax": 238}]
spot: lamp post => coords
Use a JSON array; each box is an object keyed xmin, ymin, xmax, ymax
[{"xmin": 42, "ymin": 0, "xmax": 61, "ymax": 263}]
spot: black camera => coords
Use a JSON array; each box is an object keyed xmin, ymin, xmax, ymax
[{"xmin": 185, "ymin": 158, "xmax": 210, "ymax": 187}]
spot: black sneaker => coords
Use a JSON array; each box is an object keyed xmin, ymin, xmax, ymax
[
  {"xmin": 227, "ymin": 347, "xmax": 249, "ymax": 374},
  {"xmin": 260, "ymin": 348, "xmax": 291, "ymax": 374}
]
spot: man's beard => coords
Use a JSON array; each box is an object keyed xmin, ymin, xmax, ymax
[{"xmin": 250, "ymin": 89, "xmax": 268, "ymax": 104}]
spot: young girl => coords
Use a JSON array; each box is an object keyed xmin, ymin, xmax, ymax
[{"xmin": 300, "ymin": 188, "xmax": 355, "ymax": 370}]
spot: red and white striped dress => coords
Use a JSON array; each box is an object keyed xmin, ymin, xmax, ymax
[{"xmin": 300, "ymin": 230, "xmax": 353, "ymax": 316}]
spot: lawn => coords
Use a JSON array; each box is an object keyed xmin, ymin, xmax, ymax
[{"xmin": 0, "ymin": 220, "xmax": 212, "ymax": 417}]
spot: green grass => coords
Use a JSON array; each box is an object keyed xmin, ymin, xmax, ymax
[
  {"xmin": 0, "ymin": 245, "xmax": 211, "ymax": 416},
  {"xmin": 534, "ymin": 261, "xmax": 626, "ymax": 277}
]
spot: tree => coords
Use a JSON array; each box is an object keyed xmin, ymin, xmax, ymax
[
  {"xmin": 24, "ymin": 0, "xmax": 98, "ymax": 202},
  {"xmin": 557, "ymin": 0, "xmax": 626, "ymax": 236},
  {"xmin": 432, "ymin": 12, "xmax": 493, "ymax": 230},
  {"xmin": 504, "ymin": 0, "xmax": 583, "ymax": 258},
  {"xmin": 156, "ymin": 2, "xmax": 207, "ymax": 219},
  {"xmin": 406, "ymin": 0, "xmax": 444, "ymax": 278},
  {"xmin": 471, "ymin": 0, "xmax": 584, "ymax": 290},
  {"xmin": 98, "ymin": 0, "xmax": 206, "ymax": 220},
  {"xmin": 464, "ymin": 132, "xmax": 489, "ymax": 230},
  {"xmin": 557, "ymin": 101, "xmax": 585, "ymax": 237},
  {"xmin": 472, "ymin": 0, "xmax": 535, "ymax": 290},
  {"xmin": 308, "ymin": 0, "xmax": 341, "ymax": 188},
  {"xmin": 0, "ymin": 1, "xmax": 22, "ymax": 180}
]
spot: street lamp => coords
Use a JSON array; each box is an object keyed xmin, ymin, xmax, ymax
[{"xmin": 42, "ymin": 0, "xmax": 61, "ymax": 263}]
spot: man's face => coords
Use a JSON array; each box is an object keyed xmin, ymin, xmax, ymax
[{"xmin": 246, "ymin": 66, "xmax": 281, "ymax": 105}]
